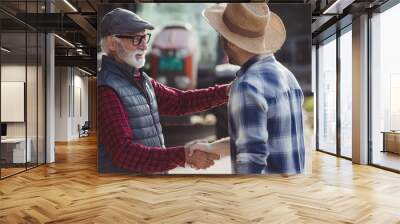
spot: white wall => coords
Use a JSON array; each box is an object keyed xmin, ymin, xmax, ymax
[
  {"xmin": 1, "ymin": 65, "xmax": 40, "ymax": 137},
  {"xmin": 1, "ymin": 82, "xmax": 25, "ymax": 122},
  {"xmin": 55, "ymin": 67, "xmax": 89, "ymax": 141},
  {"xmin": 55, "ymin": 66, "xmax": 69, "ymax": 141},
  {"xmin": 1, "ymin": 64, "xmax": 46, "ymax": 164},
  {"xmin": 71, "ymin": 71, "xmax": 89, "ymax": 139},
  {"xmin": 1, "ymin": 65, "xmax": 26, "ymax": 81},
  {"xmin": 1, "ymin": 65, "xmax": 26, "ymax": 140}
]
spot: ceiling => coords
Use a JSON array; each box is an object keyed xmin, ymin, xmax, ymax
[{"xmin": 0, "ymin": 0, "xmax": 392, "ymax": 73}]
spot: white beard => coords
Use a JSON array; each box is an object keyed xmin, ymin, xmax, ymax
[
  {"xmin": 122, "ymin": 49, "xmax": 146, "ymax": 68},
  {"xmin": 115, "ymin": 40, "xmax": 146, "ymax": 68}
]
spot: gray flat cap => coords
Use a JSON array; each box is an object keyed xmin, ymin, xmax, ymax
[{"xmin": 100, "ymin": 8, "xmax": 154, "ymax": 38}]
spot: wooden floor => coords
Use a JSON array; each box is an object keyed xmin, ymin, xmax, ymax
[
  {"xmin": 1, "ymin": 167, "xmax": 26, "ymax": 178},
  {"xmin": 1, "ymin": 135, "xmax": 400, "ymax": 223},
  {"xmin": 372, "ymin": 151, "xmax": 400, "ymax": 171}
]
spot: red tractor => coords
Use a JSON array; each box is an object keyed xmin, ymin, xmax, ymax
[{"xmin": 149, "ymin": 25, "xmax": 198, "ymax": 90}]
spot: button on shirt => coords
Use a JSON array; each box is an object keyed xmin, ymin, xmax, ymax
[{"xmin": 228, "ymin": 55, "xmax": 305, "ymax": 174}]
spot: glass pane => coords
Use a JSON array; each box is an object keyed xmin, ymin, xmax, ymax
[
  {"xmin": 26, "ymin": 0, "xmax": 40, "ymax": 169},
  {"xmin": 371, "ymin": 3, "xmax": 400, "ymax": 171},
  {"xmin": 340, "ymin": 29, "xmax": 352, "ymax": 158},
  {"xmin": 318, "ymin": 37, "xmax": 337, "ymax": 154},
  {"xmin": 27, "ymin": 31, "xmax": 38, "ymax": 169},
  {"xmin": 38, "ymin": 32, "xmax": 45, "ymax": 165},
  {"xmin": 1, "ymin": 21, "xmax": 27, "ymax": 177}
]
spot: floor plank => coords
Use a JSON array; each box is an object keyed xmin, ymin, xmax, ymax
[{"xmin": 1, "ymin": 135, "xmax": 400, "ymax": 223}]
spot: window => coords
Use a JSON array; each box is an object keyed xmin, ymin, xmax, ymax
[
  {"xmin": 339, "ymin": 28, "xmax": 352, "ymax": 158},
  {"xmin": 0, "ymin": 1, "xmax": 47, "ymax": 179},
  {"xmin": 370, "ymin": 2, "xmax": 400, "ymax": 171},
  {"xmin": 317, "ymin": 36, "xmax": 337, "ymax": 154}
]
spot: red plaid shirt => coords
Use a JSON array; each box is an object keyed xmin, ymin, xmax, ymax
[{"xmin": 98, "ymin": 76, "xmax": 228, "ymax": 173}]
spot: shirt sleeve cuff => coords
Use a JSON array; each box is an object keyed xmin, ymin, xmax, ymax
[
  {"xmin": 214, "ymin": 84, "xmax": 229, "ymax": 102},
  {"xmin": 234, "ymin": 162, "xmax": 265, "ymax": 174},
  {"xmin": 167, "ymin": 146, "xmax": 186, "ymax": 167}
]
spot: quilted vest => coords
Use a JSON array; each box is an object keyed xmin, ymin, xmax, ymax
[{"xmin": 97, "ymin": 55, "xmax": 165, "ymax": 173}]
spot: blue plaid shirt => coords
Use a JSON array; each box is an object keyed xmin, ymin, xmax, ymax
[{"xmin": 228, "ymin": 55, "xmax": 305, "ymax": 174}]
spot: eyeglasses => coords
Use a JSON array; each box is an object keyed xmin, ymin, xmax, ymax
[{"xmin": 114, "ymin": 33, "xmax": 151, "ymax": 46}]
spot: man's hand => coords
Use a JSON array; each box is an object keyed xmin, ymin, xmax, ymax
[
  {"xmin": 189, "ymin": 142, "xmax": 230, "ymax": 158},
  {"xmin": 184, "ymin": 138, "xmax": 209, "ymax": 150},
  {"xmin": 187, "ymin": 142, "xmax": 212, "ymax": 156},
  {"xmin": 184, "ymin": 142, "xmax": 220, "ymax": 170},
  {"xmin": 185, "ymin": 150, "xmax": 220, "ymax": 170}
]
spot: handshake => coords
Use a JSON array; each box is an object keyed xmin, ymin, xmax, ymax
[{"xmin": 184, "ymin": 138, "xmax": 230, "ymax": 170}]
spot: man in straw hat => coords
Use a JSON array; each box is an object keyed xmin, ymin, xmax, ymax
[
  {"xmin": 188, "ymin": 3, "xmax": 305, "ymax": 174},
  {"xmin": 97, "ymin": 8, "xmax": 229, "ymax": 173}
]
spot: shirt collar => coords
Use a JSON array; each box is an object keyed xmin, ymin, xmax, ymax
[{"xmin": 236, "ymin": 54, "xmax": 274, "ymax": 77}]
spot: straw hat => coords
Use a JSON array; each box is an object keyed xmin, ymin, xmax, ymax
[{"xmin": 202, "ymin": 3, "xmax": 286, "ymax": 54}]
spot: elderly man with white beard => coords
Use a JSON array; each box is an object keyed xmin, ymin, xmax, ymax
[{"xmin": 97, "ymin": 8, "xmax": 230, "ymax": 174}]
